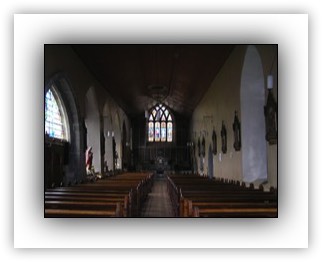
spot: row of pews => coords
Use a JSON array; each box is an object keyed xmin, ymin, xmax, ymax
[
  {"xmin": 45, "ymin": 172, "xmax": 154, "ymax": 217},
  {"xmin": 167, "ymin": 174, "xmax": 277, "ymax": 218}
]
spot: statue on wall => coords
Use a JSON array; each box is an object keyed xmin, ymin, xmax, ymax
[
  {"xmin": 264, "ymin": 90, "xmax": 277, "ymax": 144},
  {"xmin": 198, "ymin": 137, "xmax": 201, "ymax": 157},
  {"xmin": 112, "ymin": 137, "xmax": 117, "ymax": 170},
  {"xmin": 201, "ymin": 136, "xmax": 206, "ymax": 157},
  {"xmin": 85, "ymin": 146, "xmax": 93, "ymax": 175},
  {"xmin": 212, "ymin": 129, "xmax": 217, "ymax": 155},
  {"xmin": 232, "ymin": 111, "xmax": 241, "ymax": 151},
  {"xmin": 221, "ymin": 121, "xmax": 227, "ymax": 154}
]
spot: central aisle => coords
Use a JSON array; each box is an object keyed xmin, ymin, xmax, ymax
[{"xmin": 140, "ymin": 173, "xmax": 175, "ymax": 217}]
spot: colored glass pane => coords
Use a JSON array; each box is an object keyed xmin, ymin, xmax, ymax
[
  {"xmin": 155, "ymin": 122, "xmax": 160, "ymax": 141},
  {"xmin": 161, "ymin": 122, "xmax": 166, "ymax": 141},
  {"xmin": 167, "ymin": 122, "xmax": 172, "ymax": 142},
  {"xmin": 45, "ymin": 89, "xmax": 65, "ymax": 139},
  {"xmin": 148, "ymin": 122, "xmax": 154, "ymax": 142}
]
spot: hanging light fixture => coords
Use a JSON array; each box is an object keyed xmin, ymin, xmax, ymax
[{"xmin": 147, "ymin": 84, "xmax": 169, "ymax": 103}]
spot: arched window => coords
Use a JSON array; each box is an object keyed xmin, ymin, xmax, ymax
[
  {"xmin": 240, "ymin": 45, "xmax": 267, "ymax": 182},
  {"xmin": 45, "ymin": 86, "xmax": 69, "ymax": 141},
  {"xmin": 148, "ymin": 104, "xmax": 173, "ymax": 142}
]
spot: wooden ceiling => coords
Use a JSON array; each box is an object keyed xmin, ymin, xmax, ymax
[{"xmin": 72, "ymin": 44, "xmax": 235, "ymax": 117}]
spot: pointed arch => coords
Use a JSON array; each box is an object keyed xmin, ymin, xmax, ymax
[
  {"xmin": 240, "ymin": 45, "xmax": 268, "ymax": 182},
  {"xmin": 45, "ymin": 73, "xmax": 84, "ymax": 187}
]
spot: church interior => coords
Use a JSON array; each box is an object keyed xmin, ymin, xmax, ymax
[{"xmin": 44, "ymin": 44, "xmax": 277, "ymax": 218}]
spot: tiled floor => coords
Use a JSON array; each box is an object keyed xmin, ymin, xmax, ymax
[{"xmin": 140, "ymin": 173, "xmax": 175, "ymax": 217}]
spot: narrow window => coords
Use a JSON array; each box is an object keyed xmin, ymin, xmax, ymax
[
  {"xmin": 161, "ymin": 122, "xmax": 166, "ymax": 141},
  {"xmin": 45, "ymin": 87, "xmax": 68, "ymax": 140},
  {"xmin": 155, "ymin": 122, "xmax": 161, "ymax": 142},
  {"xmin": 167, "ymin": 122, "xmax": 173, "ymax": 142},
  {"xmin": 148, "ymin": 122, "xmax": 154, "ymax": 142}
]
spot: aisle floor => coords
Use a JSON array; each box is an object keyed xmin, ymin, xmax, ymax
[{"xmin": 140, "ymin": 174, "xmax": 175, "ymax": 217}]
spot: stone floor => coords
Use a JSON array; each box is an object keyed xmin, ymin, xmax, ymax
[{"xmin": 140, "ymin": 173, "xmax": 175, "ymax": 217}]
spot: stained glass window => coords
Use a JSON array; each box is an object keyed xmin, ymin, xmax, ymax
[
  {"xmin": 147, "ymin": 103, "xmax": 174, "ymax": 142},
  {"xmin": 155, "ymin": 122, "xmax": 160, "ymax": 141},
  {"xmin": 148, "ymin": 122, "xmax": 154, "ymax": 142},
  {"xmin": 161, "ymin": 122, "xmax": 166, "ymax": 141},
  {"xmin": 167, "ymin": 122, "xmax": 173, "ymax": 142},
  {"xmin": 45, "ymin": 88, "xmax": 68, "ymax": 140}
]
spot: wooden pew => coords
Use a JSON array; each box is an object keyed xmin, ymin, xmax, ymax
[
  {"xmin": 167, "ymin": 173, "xmax": 277, "ymax": 218},
  {"xmin": 45, "ymin": 195, "xmax": 129, "ymax": 216},
  {"xmin": 197, "ymin": 207, "xmax": 277, "ymax": 218},
  {"xmin": 45, "ymin": 172, "xmax": 154, "ymax": 218},
  {"xmin": 45, "ymin": 207, "xmax": 121, "ymax": 218},
  {"xmin": 181, "ymin": 198, "xmax": 277, "ymax": 217},
  {"xmin": 45, "ymin": 201, "xmax": 123, "ymax": 217},
  {"xmin": 45, "ymin": 189, "xmax": 130, "ymax": 216}
]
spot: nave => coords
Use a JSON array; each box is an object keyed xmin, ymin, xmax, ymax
[{"xmin": 44, "ymin": 44, "xmax": 278, "ymax": 218}]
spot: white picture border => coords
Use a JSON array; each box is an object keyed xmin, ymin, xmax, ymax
[{"xmin": 13, "ymin": 13, "xmax": 308, "ymax": 249}]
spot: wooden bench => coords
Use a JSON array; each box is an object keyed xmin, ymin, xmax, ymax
[
  {"xmin": 196, "ymin": 207, "xmax": 277, "ymax": 218},
  {"xmin": 45, "ymin": 201, "xmax": 123, "ymax": 217},
  {"xmin": 180, "ymin": 198, "xmax": 277, "ymax": 217},
  {"xmin": 45, "ymin": 195, "xmax": 129, "ymax": 216},
  {"xmin": 45, "ymin": 208, "xmax": 120, "ymax": 218},
  {"xmin": 167, "ymin": 173, "xmax": 277, "ymax": 218},
  {"xmin": 45, "ymin": 172, "xmax": 154, "ymax": 217}
]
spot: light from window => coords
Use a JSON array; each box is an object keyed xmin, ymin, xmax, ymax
[
  {"xmin": 147, "ymin": 103, "xmax": 173, "ymax": 142},
  {"xmin": 167, "ymin": 122, "xmax": 173, "ymax": 142},
  {"xmin": 45, "ymin": 88, "xmax": 66, "ymax": 140},
  {"xmin": 161, "ymin": 122, "xmax": 166, "ymax": 141},
  {"xmin": 148, "ymin": 122, "xmax": 154, "ymax": 142},
  {"xmin": 155, "ymin": 122, "xmax": 160, "ymax": 141}
]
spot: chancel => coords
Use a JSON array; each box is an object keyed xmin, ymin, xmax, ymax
[{"xmin": 44, "ymin": 44, "xmax": 277, "ymax": 218}]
